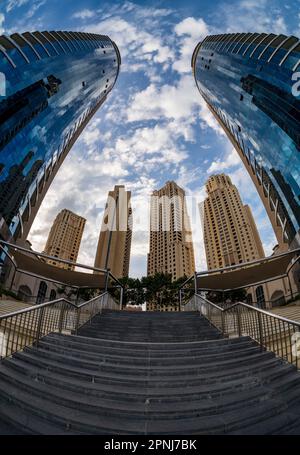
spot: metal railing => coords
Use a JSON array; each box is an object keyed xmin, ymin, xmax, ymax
[
  {"xmin": 185, "ymin": 294, "xmax": 300, "ymax": 369},
  {"xmin": 0, "ymin": 291, "xmax": 119, "ymax": 360}
]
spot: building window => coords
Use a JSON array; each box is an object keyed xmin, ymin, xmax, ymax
[
  {"xmin": 36, "ymin": 281, "xmax": 47, "ymax": 304},
  {"xmin": 50, "ymin": 289, "xmax": 57, "ymax": 301},
  {"xmin": 255, "ymin": 285, "xmax": 265, "ymax": 309}
]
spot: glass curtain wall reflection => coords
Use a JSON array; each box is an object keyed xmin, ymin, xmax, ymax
[
  {"xmin": 192, "ymin": 32, "xmax": 300, "ymax": 250},
  {"xmin": 0, "ymin": 31, "xmax": 121, "ymax": 243}
]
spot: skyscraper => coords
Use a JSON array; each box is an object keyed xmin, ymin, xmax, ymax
[
  {"xmin": 94, "ymin": 185, "xmax": 132, "ymax": 278},
  {"xmin": 202, "ymin": 174, "xmax": 265, "ymax": 270},
  {"xmin": 192, "ymin": 32, "xmax": 300, "ymax": 251},
  {"xmin": 44, "ymin": 209, "xmax": 86, "ymax": 271},
  {"xmin": 0, "ymin": 31, "xmax": 121, "ymax": 244},
  {"xmin": 147, "ymin": 181, "xmax": 195, "ymax": 281}
]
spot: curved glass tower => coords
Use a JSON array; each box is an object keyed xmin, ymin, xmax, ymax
[
  {"xmin": 0, "ymin": 31, "xmax": 121, "ymax": 243},
  {"xmin": 192, "ymin": 32, "xmax": 300, "ymax": 250}
]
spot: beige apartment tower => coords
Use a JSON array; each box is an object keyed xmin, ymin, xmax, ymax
[
  {"xmin": 202, "ymin": 174, "xmax": 265, "ymax": 270},
  {"xmin": 147, "ymin": 181, "xmax": 195, "ymax": 282},
  {"xmin": 94, "ymin": 185, "xmax": 132, "ymax": 278},
  {"xmin": 44, "ymin": 209, "xmax": 86, "ymax": 271}
]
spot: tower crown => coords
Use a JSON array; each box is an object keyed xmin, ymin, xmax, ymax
[{"xmin": 206, "ymin": 174, "xmax": 232, "ymax": 193}]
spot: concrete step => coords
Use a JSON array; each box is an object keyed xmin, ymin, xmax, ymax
[
  {"xmin": 0, "ymin": 396, "xmax": 80, "ymax": 435},
  {"xmin": 77, "ymin": 312, "xmax": 222, "ymax": 342},
  {"xmin": 77, "ymin": 332, "xmax": 223, "ymax": 342},
  {"xmin": 36, "ymin": 339, "xmax": 262, "ymax": 366},
  {"xmin": 0, "ymin": 310, "xmax": 299, "ymax": 434},
  {"xmin": 0, "ymin": 371, "xmax": 281, "ymax": 419},
  {"xmin": 45, "ymin": 333, "xmax": 255, "ymax": 357},
  {"xmin": 47, "ymin": 332, "xmax": 245, "ymax": 352},
  {"xmin": 0, "ymin": 378, "xmax": 147, "ymax": 434},
  {"xmin": 19, "ymin": 345, "xmax": 276, "ymax": 377},
  {"xmin": 0, "ymin": 372, "xmax": 297, "ymax": 435},
  {"xmin": 10, "ymin": 348, "xmax": 278, "ymax": 384},
  {"xmin": 145, "ymin": 398, "xmax": 294, "ymax": 435},
  {"xmin": 3, "ymin": 352, "xmax": 286, "ymax": 391},
  {"xmin": 1, "ymin": 362, "xmax": 299, "ymax": 420},
  {"xmin": 2, "ymin": 356, "xmax": 294, "ymax": 400}
]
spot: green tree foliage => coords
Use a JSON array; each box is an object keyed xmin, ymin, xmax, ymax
[{"xmin": 118, "ymin": 274, "xmax": 193, "ymax": 309}]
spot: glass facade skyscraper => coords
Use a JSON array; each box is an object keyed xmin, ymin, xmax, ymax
[
  {"xmin": 0, "ymin": 31, "xmax": 121, "ymax": 243},
  {"xmin": 192, "ymin": 32, "xmax": 300, "ymax": 250}
]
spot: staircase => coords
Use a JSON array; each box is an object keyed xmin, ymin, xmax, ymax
[
  {"xmin": 0, "ymin": 309, "xmax": 300, "ymax": 434},
  {"xmin": 77, "ymin": 310, "xmax": 223, "ymax": 342}
]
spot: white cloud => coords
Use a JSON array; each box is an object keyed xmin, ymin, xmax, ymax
[
  {"xmin": 81, "ymin": 129, "xmax": 101, "ymax": 147},
  {"xmin": 0, "ymin": 13, "xmax": 5, "ymax": 34},
  {"xmin": 273, "ymin": 16, "xmax": 288, "ymax": 34},
  {"xmin": 132, "ymin": 3, "xmax": 173, "ymax": 19},
  {"xmin": 6, "ymin": 0, "xmax": 29, "ymax": 12},
  {"xmin": 216, "ymin": 0, "xmax": 288, "ymax": 34},
  {"xmin": 83, "ymin": 16, "xmax": 175, "ymax": 73},
  {"xmin": 72, "ymin": 9, "xmax": 95, "ymax": 20},
  {"xmin": 173, "ymin": 17, "xmax": 209, "ymax": 74},
  {"xmin": 80, "ymin": 118, "xmax": 102, "ymax": 147},
  {"xmin": 24, "ymin": 0, "xmax": 45, "ymax": 19},
  {"xmin": 4, "ymin": 0, "xmax": 45, "ymax": 33},
  {"xmin": 126, "ymin": 74, "xmax": 221, "ymax": 133},
  {"xmin": 174, "ymin": 17, "xmax": 208, "ymax": 38},
  {"xmin": 207, "ymin": 148, "xmax": 241, "ymax": 174},
  {"xmin": 228, "ymin": 166, "xmax": 258, "ymax": 198},
  {"xmin": 102, "ymin": 122, "xmax": 189, "ymax": 173},
  {"xmin": 177, "ymin": 165, "xmax": 203, "ymax": 189}
]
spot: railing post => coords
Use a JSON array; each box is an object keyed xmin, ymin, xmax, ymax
[
  {"xmin": 257, "ymin": 311, "xmax": 264, "ymax": 351},
  {"xmin": 221, "ymin": 311, "xmax": 225, "ymax": 335},
  {"xmin": 179, "ymin": 289, "xmax": 182, "ymax": 312},
  {"xmin": 119, "ymin": 286, "xmax": 123, "ymax": 310},
  {"xmin": 287, "ymin": 270, "xmax": 294, "ymax": 301},
  {"xmin": 75, "ymin": 287, "xmax": 80, "ymax": 305},
  {"xmin": 58, "ymin": 304, "xmax": 66, "ymax": 334},
  {"xmin": 194, "ymin": 272, "xmax": 197, "ymax": 295},
  {"xmin": 105, "ymin": 269, "xmax": 110, "ymax": 292},
  {"xmin": 35, "ymin": 307, "xmax": 45, "ymax": 344},
  {"xmin": 237, "ymin": 306, "xmax": 242, "ymax": 337},
  {"xmin": 75, "ymin": 307, "xmax": 81, "ymax": 334}
]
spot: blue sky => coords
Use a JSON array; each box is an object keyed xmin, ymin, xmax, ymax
[{"xmin": 1, "ymin": 0, "xmax": 300, "ymax": 277}]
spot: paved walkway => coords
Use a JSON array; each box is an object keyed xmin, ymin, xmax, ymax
[
  {"xmin": 0, "ymin": 300, "xmax": 31, "ymax": 317},
  {"xmin": 269, "ymin": 303, "xmax": 300, "ymax": 323}
]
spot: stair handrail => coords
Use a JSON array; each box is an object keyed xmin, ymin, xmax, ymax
[
  {"xmin": 190, "ymin": 293, "xmax": 300, "ymax": 369},
  {"xmin": 203, "ymin": 297, "xmax": 300, "ymax": 327},
  {"xmin": 0, "ymin": 291, "xmax": 118, "ymax": 318},
  {"xmin": 0, "ymin": 291, "xmax": 119, "ymax": 360},
  {"xmin": 0, "ymin": 297, "xmax": 76, "ymax": 320},
  {"xmin": 194, "ymin": 294, "xmax": 224, "ymax": 311}
]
